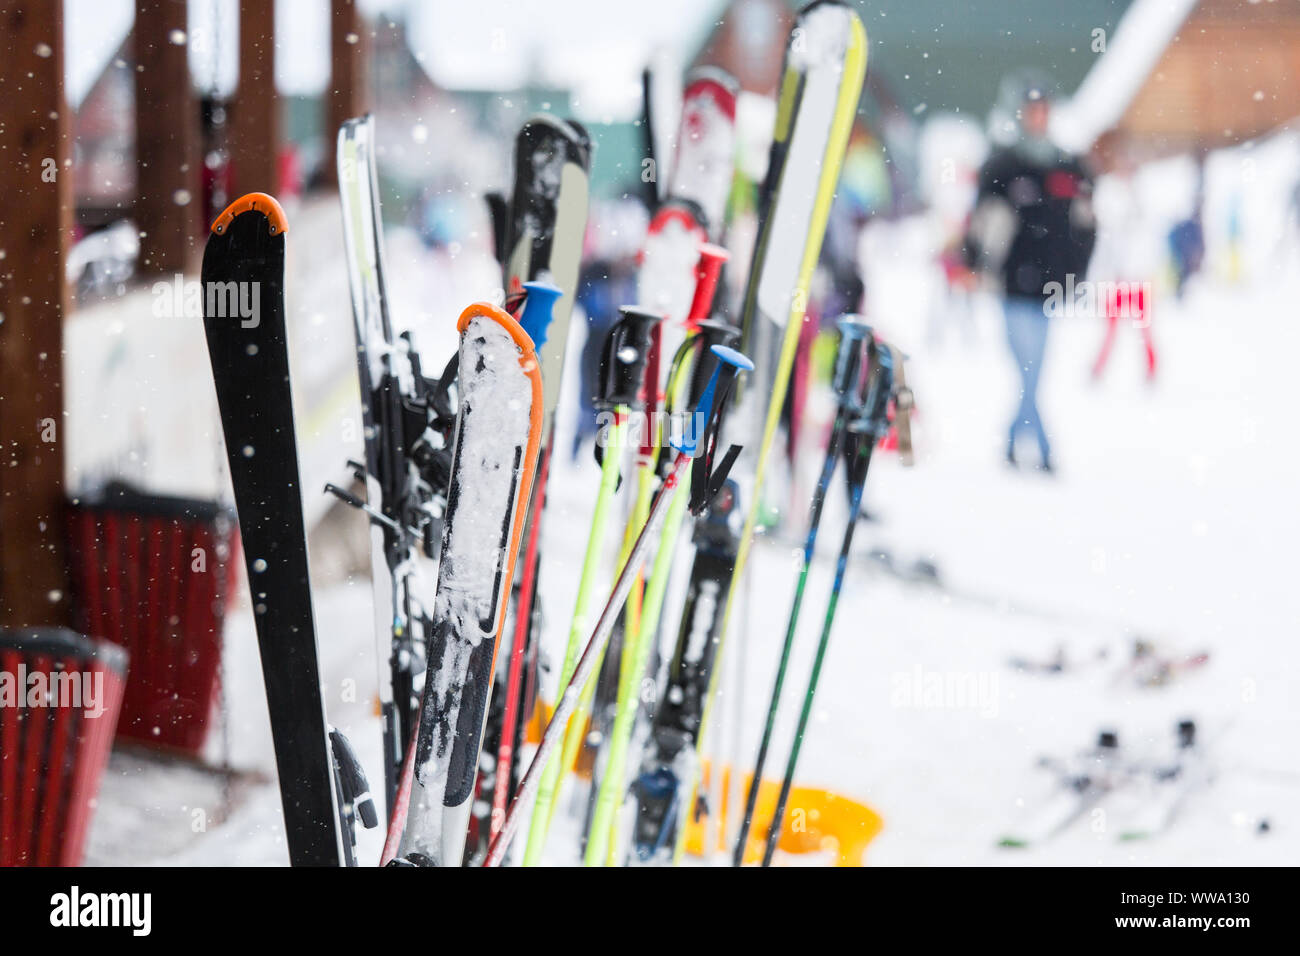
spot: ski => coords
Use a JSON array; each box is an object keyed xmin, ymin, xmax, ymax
[
  {"xmin": 384, "ymin": 302, "xmax": 544, "ymax": 867},
  {"xmin": 689, "ymin": 0, "xmax": 869, "ymax": 855},
  {"xmin": 998, "ymin": 731, "xmax": 1124, "ymax": 849},
  {"xmin": 1117, "ymin": 720, "xmax": 1204, "ymax": 841},
  {"xmin": 570, "ymin": 73, "xmax": 739, "ymax": 847},
  {"xmin": 478, "ymin": 116, "xmax": 592, "ymax": 854},
  {"xmin": 629, "ymin": 476, "xmax": 742, "ymax": 865},
  {"xmin": 201, "ymin": 193, "xmax": 351, "ymax": 866},
  {"xmin": 335, "ymin": 115, "xmax": 456, "ymax": 816}
]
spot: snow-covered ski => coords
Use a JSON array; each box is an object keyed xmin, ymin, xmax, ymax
[{"xmin": 385, "ymin": 302, "xmax": 544, "ymax": 867}]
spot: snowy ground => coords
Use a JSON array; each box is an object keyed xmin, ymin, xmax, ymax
[{"xmin": 85, "ymin": 206, "xmax": 1300, "ymax": 866}]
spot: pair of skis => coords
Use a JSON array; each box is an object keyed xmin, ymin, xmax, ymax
[
  {"xmin": 334, "ymin": 117, "xmax": 457, "ymax": 817},
  {"xmin": 999, "ymin": 721, "xmax": 1204, "ymax": 848}
]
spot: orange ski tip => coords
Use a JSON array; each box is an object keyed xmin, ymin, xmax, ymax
[
  {"xmin": 210, "ymin": 192, "xmax": 289, "ymax": 237},
  {"xmin": 456, "ymin": 301, "xmax": 538, "ymax": 358}
]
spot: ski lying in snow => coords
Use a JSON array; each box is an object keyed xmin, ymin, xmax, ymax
[
  {"xmin": 335, "ymin": 115, "xmax": 457, "ymax": 817},
  {"xmin": 999, "ymin": 730, "xmax": 1124, "ymax": 848},
  {"xmin": 202, "ymin": 193, "xmax": 366, "ymax": 866},
  {"xmin": 1116, "ymin": 720, "xmax": 1205, "ymax": 841},
  {"xmin": 384, "ymin": 303, "xmax": 543, "ymax": 867}
]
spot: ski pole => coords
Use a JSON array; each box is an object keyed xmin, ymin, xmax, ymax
[
  {"xmin": 488, "ymin": 344, "xmax": 753, "ymax": 867},
  {"xmin": 732, "ymin": 316, "xmax": 872, "ymax": 865},
  {"xmin": 584, "ymin": 247, "xmax": 732, "ymax": 866},
  {"xmin": 555, "ymin": 309, "xmax": 664, "ymax": 813},
  {"xmin": 489, "ymin": 281, "xmax": 562, "ymax": 844},
  {"xmin": 522, "ymin": 306, "xmax": 664, "ymax": 865},
  {"xmin": 760, "ymin": 346, "xmax": 895, "ymax": 867},
  {"xmin": 689, "ymin": 6, "xmax": 868, "ymax": 853}
]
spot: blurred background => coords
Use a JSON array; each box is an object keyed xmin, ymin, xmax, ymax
[{"xmin": 1, "ymin": 0, "xmax": 1298, "ymax": 865}]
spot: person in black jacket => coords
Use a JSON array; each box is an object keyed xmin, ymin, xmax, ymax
[{"xmin": 966, "ymin": 71, "xmax": 1096, "ymax": 472}]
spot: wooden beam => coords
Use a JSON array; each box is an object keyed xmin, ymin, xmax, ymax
[
  {"xmin": 229, "ymin": 0, "xmax": 279, "ymax": 199},
  {"xmin": 0, "ymin": 0, "xmax": 72, "ymax": 627},
  {"xmin": 323, "ymin": 0, "xmax": 366, "ymax": 187},
  {"xmin": 135, "ymin": 0, "xmax": 201, "ymax": 274}
]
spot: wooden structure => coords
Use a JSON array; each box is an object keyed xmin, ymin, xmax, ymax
[
  {"xmin": 0, "ymin": 1, "xmax": 72, "ymax": 627},
  {"xmin": 0, "ymin": 0, "xmax": 368, "ymax": 627},
  {"xmin": 1123, "ymin": 0, "xmax": 1300, "ymax": 151},
  {"xmin": 135, "ymin": 0, "xmax": 200, "ymax": 274},
  {"xmin": 325, "ymin": 0, "xmax": 366, "ymax": 187},
  {"xmin": 691, "ymin": 0, "xmax": 794, "ymax": 96},
  {"xmin": 229, "ymin": 0, "xmax": 280, "ymax": 199}
]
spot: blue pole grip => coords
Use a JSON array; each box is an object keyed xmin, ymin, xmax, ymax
[
  {"xmin": 519, "ymin": 280, "xmax": 563, "ymax": 350},
  {"xmin": 676, "ymin": 344, "xmax": 753, "ymax": 458}
]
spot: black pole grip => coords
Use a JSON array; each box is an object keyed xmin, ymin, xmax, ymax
[{"xmin": 595, "ymin": 305, "xmax": 664, "ymax": 410}]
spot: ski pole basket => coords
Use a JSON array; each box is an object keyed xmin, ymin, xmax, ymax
[
  {"xmin": 0, "ymin": 627, "xmax": 128, "ymax": 866},
  {"xmin": 65, "ymin": 482, "xmax": 237, "ymax": 756}
]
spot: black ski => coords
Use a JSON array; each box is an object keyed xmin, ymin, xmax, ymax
[{"xmin": 201, "ymin": 193, "xmax": 350, "ymax": 866}]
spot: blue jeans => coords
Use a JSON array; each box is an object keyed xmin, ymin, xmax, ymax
[{"xmin": 1004, "ymin": 296, "xmax": 1051, "ymax": 464}]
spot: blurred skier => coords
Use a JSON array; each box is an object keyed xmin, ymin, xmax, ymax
[
  {"xmin": 965, "ymin": 71, "xmax": 1096, "ymax": 472},
  {"xmin": 1088, "ymin": 130, "xmax": 1158, "ymax": 382}
]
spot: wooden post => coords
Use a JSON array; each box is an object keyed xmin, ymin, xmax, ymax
[
  {"xmin": 135, "ymin": 0, "xmax": 201, "ymax": 274},
  {"xmin": 229, "ymin": 0, "xmax": 279, "ymax": 199},
  {"xmin": 324, "ymin": 0, "xmax": 366, "ymax": 187},
  {"xmin": 0, "ymin": 0, "xmax": 72, "ymax": 627}
]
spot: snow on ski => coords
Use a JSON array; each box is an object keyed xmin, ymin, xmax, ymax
[{"xmin": 386, "ymin": 303, "xmax": 543, "ymax": 867}]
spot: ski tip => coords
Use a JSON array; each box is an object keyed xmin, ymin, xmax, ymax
[
  {"xmin": 210, "ymin": 192, "xmax": 289, "ymax": 237},
  {"xmin": 457, "ymin": 302, "xmax": 541, "ymax": 362}
]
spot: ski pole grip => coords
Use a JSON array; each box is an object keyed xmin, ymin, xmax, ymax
[
  {"xmin": 518, "ymin": 280, "xmax": 563, "ymax": 350},
  {"xmin": 596, "ymin": 306, "xmax": 664, "ymax": 410},
  {"xmin": 686, "ymin": 318, "xmax": 740, "ymax": 409},
  {"xmin": 850, "ymin": 343, "xmax": 895, "ymax": 437},
  {"xmin": 677, "ymin": 344, "xmax": 753, "ymax": 458},
  {"xmin": 687, "ymin": 243, "xmax": 730, "ymax": 329},
  {"xmin": 832, "ymin": 315, "xmax": 872, "ymax": 400}
]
